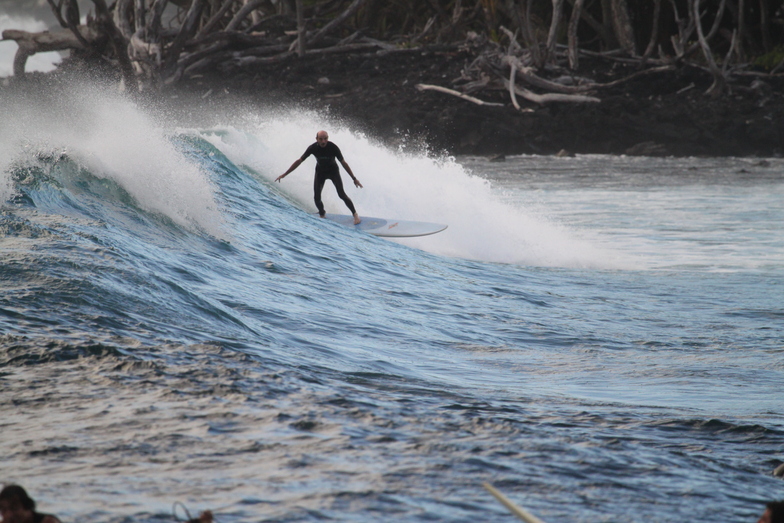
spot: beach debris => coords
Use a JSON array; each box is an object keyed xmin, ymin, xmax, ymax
[
  {"xmin": 483, "ymin": 482, "xmax": 548, "ymax": 523},
  {"xmin": 173, "ymin": 502, "xmax": 214, "ymax": 523},
  {"xmin": 774, "ymin": 463, "xmax": 784, "ymax": 478}
]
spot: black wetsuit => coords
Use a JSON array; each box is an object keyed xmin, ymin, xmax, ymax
[
  {"xmin": 300, "ymin": 141, "xmax": 357, "ymax": 217},
  {"xmin": 33, "ymin": 513, "xmax": 60, "ymax": 523}
]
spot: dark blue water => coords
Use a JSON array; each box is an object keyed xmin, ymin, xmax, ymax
[{"xmin": 1, "ymin": 85, "xmax": 782, "ymax": 522}]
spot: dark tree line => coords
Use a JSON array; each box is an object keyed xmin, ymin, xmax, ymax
[{"xmin": 2, "ymin": 0, "xmax": 784, "ymax": 99}]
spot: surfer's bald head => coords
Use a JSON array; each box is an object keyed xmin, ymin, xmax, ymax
[{"xmin": 316, "ymin": 130, "xmax": 329, "ymax": 146}]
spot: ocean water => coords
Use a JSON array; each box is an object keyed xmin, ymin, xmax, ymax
[{"xmin": 1, "ymin": 84, "xmax": 782, "ymax": 523}]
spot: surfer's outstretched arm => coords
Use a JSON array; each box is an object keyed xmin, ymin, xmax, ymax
[
  {"xmin": 276, "ymin": 158, "xmax": 303, "ymax": 182},
  {"xmin": 340, "ymin": 159, "xmax": 362, "ymax": 188}
]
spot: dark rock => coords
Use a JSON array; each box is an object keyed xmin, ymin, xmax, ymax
[{"xmin": 625, "ymin": 141, "xmax": 669, "ymax": 156}]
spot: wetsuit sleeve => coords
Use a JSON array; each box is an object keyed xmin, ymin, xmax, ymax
[
  {"xmin": 332, "ymin": 143, "xmax": 344, "ymax": 162},
  {"xmin": 300, "ymin": 143, "xmax": 316, "ymax": 161}
]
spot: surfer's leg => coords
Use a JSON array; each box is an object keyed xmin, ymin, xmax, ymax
[
  {"xmin": 330, "ymin": 172, "xmax": 359, "ymax": 222},
  {"xmin": 313, "ymin": 172, "xmax": 327, "ymax": 217}
]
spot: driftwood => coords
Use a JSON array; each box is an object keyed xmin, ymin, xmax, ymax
[
  {"xmin": 1, "ymin": 27, "xmax": 101, "ymax": 76},
  {"xmin": 92, "ymin": 0, "xmax": 137, "ymax": 89},
  {"xmin": 693, "ymin": 0, "xmax": 730, "ymax": 97},
  {"xmin": 302, "ymin": 0, "xmax": 368, "ymax": 47},
  {"xmin": 567, "ymin": 0, "xmax": 585, "ymax": 69},
  {"xmin": 415, "ymin": 83, "xmax": 505, "ymax": 107},
  {"xmin": 163, "ymin": 0, "xmax": 206, "ymax": 77},
  {"xmin": 504, "ymin": 77, "xmax": 601, "ymax": 105},
  {"xmin": 484, "ymin": 483, "xmax": 547, "ymax": 523},
  {"xmin": 508, "ymin": 61, "xmax": 522, "ymax": 110},
  {"xmin": 546, "ymin": 0, "xmax": 565, "ymax": 63},
  {"xmin": 418, "ymin": 32, "xmax": 685, "ymax": 111},
  {"xmin": 513, "ymin": 64, "xmax": 587, "ymax": 94},
  {"xmin": 0, "ymin": 0, "xmax": 779, "ymax": 105},
  {"xmin": 577, "ymin": 63, "xmax": 677, "ymax": 89},
  {"xmin": 642, "ymin": 0, "xmax": 662, "ymax": 60}
]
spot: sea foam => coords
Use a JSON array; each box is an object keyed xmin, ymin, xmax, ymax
[
  {"xmin": 0, "ymin": 82, "xmax": 225, "ymax": 238},
  {"xmin": 199, "ymin": 111, "xmax": 627, "ymax": 268}
]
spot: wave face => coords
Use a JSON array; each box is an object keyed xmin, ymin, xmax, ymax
[{"xmin": 1, "ymin": 83, "xmax": 782, "ymax": 523}]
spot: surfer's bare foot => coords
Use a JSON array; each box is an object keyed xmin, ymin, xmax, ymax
[
  {"xmin": 353, "ymin": 213, "xmax": 361, "ymax": 225},
  {"xmin": 319, "ymin": 214, "xmax": 326, "ymax": 218}
]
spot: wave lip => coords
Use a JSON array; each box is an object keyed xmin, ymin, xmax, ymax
[
  {"xmin": 1, "ymin": 82, "xmax": 225, "ymax": 238},
  {"xmin": 199, "ymin": 116, "xmax": 629, "ymax": 269}
]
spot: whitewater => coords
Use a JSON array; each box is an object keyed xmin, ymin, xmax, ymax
[{"xmin": 1, "ymin": 83, "xmax": 782, "ymax": 523}]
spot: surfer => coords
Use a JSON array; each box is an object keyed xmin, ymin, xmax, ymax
[
  {"xmin": 759, "ymin": 501, "xmax": 784, "ymax": 523},
  {"xmin": 0, "ymin": 485, "xmax": 61, "ymax": 523},
  {"xmin": 276, "ymin": 130, "xmax": 363, "ymax": 224}
]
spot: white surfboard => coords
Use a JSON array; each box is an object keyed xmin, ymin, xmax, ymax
[{"xmin": 318, "ymin": 213, "xmax": 447, "ymax": 237}]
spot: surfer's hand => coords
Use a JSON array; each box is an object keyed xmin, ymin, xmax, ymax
[
  {"xmin": 275, "ymin": 175, "xmax": 284, "ymax": 183},
  {"xmin": 353, "ymin": 178, "xmax": 363, "ymax": 188}
]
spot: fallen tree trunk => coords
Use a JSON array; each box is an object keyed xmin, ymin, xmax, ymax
[
  {"xmin": 2, "ymin": 27, "xmax": 101, "ymax": 76},
  {"xmin": 507, "ymin": 57, "xmax": 590, "ymax": 94},
  {"xmin": 415, "ymin": 83, "xmax": 506, "ymax": 107},
  {"xmin": 502, "ymin": 76, "xmax": 601, "ymax": 104}
]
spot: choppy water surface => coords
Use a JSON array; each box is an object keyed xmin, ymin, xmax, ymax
[{"xmin": 1, "ymin": 85, "xmax": 782, "ymax": 523}]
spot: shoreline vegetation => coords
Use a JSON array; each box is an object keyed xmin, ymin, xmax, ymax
[{"xmin": 2, "ymin": 0, "xmax": 784, "ymax": 157}]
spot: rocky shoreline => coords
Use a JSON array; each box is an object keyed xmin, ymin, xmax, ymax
[
  {"xmin": 6, "ymin": 46, "xmax": 784, "ymax": 157},
  {"xmin": 170, "ymin": 45, "xmax": 784, "ymax": 158}
]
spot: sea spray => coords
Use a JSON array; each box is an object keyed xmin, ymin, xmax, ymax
[
  {"xmin": 2, "ymin": 79, "xmax": 624, "ymax": 268},
  {"xmin": 0, "ymin": 82, "xmax": 225, "ymax": 238},
  {"xmin": 197, "ymin": 112, "xmax": 627, "ymax": 268}
]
